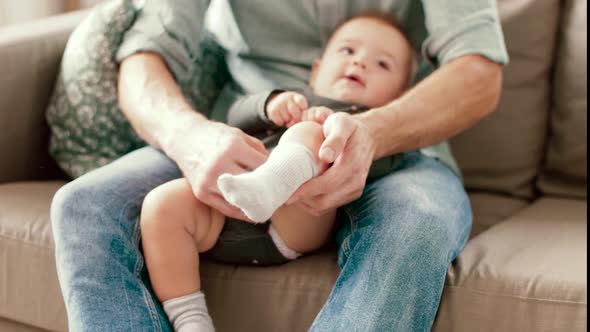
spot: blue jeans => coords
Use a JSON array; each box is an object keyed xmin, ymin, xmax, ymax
[
  {"xmin": 310, "ymin": 151, "xmax": 472, "ymax": 332},
  {"xmin": 51, "ymin": 147, "xmax": 471, "ymax": 331}
]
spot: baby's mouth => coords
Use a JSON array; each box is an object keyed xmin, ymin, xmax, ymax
[{"xmin": 343, "ymin": 74, "xmax": 365, "ymax": 87}]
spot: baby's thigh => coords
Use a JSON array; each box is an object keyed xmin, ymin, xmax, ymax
[
  {"xmin": 141, "ymin": 178, "xmax": 225, "ymax": 252},
  {"xmin": 270, "ymin": 205, "xmax": 337, "ymax": 254}
]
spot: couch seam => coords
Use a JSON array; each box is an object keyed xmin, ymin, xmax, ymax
[
  {"xmin": 443, "ymin": 284, "xmax": 587, "ymax": 305},
  {"xmin": 0, "ymin": 234, "xmax": 53, "ymax": 250}
]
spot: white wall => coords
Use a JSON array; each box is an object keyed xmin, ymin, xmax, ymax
[
  {"xmin": 0, "ymin": 0, "xmax": 102, "ymax": 27},
  {"xmin": 0, "ymin": 0, "xmax": 67, "ymax": 26}
]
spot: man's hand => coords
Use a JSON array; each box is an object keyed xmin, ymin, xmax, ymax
[
  {"xmin": 287, "ymin": 112, "xmax": 377, "ymax": 216},
  {"xmin": 266, "ymin": 92, "xmax": 308, "ymax": 127},
  {"xmin": 118, "ymin": 52, "xmax": 268, "ymax": 221},
  {"xmin": 165, "ymin": 116, "xmax": 269, "ymax": 221}
]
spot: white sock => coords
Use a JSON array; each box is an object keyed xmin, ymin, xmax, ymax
[
  {"xmin": 218, "ymin": 142, "xmax": 318, "ymax": 223},
  {"xmin": 163, "ymin": 291, "xmax": 215, "ymax": 332}
]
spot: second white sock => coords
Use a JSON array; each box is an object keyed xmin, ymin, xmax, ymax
[
  {"xmin": 163, "ymin": 291, "xmax": 215, "ymax": 332},
  {"xmin": 218, "ymin": 142, "xmax": 318, "ymax": 223}
]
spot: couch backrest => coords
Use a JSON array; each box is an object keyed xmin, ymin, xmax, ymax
[
  {"xmin": 0, "ymin": 12, "xmax": 87, "ymax": 183},
  {"xmin": 538, "ymin": 0, "xmax": 587, "ymax": 199},
  {"xmin": 450, "ymin": 0, "xmax": 562, "ymax": 199}
]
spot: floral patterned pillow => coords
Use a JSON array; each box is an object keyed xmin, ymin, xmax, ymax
[{"xmin": 46, "ymin": 0, "xmax": 230, "ymax": 178}]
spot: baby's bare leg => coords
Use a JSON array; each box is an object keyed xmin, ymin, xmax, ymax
[
  {"xmin": 141, "ymin": 178, "xmax": 224, "ymax": 301},
  {"xmin": 271, "ymin": 206, "xmax": 337, "ymax": 255},
  {"xmin": 270, "ymin": 122, "xmax": 336, "ymax": 254},
  {"xmin": 141, "ymin": 178, "xmax": 224, "ymax": 331}
]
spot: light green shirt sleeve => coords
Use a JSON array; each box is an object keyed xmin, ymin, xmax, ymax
[
  {"xmin": 115, "ymin": 0, "xmax": 211, "ymax": 82},
  {"xmin": 421, "ymin": 0, "xmax": 509, "ymax": 66}
]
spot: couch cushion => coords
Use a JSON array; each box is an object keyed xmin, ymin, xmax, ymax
[
  {"xmin": 201, "ymin": 249, "xmax": 339, "ymax": 332},
  {"xmin": 435, "ymin": 197, "xmax": 587, "ymax": 332},
  {"xmin": 0, "ymin": 180, "xmax": 535, "ymax": 332},
  {"xmin": 0, "ymin": 317, "xmax": 47, "ymax": 332},
  {"xmin": 538, "ymin": 0, "xmax": 588, "ymax": 198},
  {"xmin": 0, "ymin": 181, "xmax": 67, "ymax": 332},
  {"xmin": 2, "ymin": 180, "xmax": 580, "ymax": 332},
  {"xmin": 45, "ymin": 0, "xmax": 142, "ymax": 179},
  {"xmin": 450, "ymin": 0, "xmax": 560, "ymax": 199}
]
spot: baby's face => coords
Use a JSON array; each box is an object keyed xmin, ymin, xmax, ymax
[{"xmin": 310, "ymin": 17, "xmax": 413, "ymax": 108}]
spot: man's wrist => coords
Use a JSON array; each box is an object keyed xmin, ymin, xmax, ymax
[
  {"xmin": 356, "ymin": 103, "xmax": 401, "ymax": 160},
  {"xmin": 158, "ymin": 109, "xmax": 208, "ymax": 155}
]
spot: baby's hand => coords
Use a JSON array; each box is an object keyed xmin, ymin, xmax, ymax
[
  {"xmin": 265, "ymin": 92, "xmax": 308, "ymax": 127},
  {"xmin": 302, "ymin": 106, "xmax": 334, "ymax": 125}
]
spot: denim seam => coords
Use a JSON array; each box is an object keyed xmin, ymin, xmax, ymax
[
  {"xmin": 118, "ymin": 201, "xmax": 164, "ymax": 332},
  {"xmin": 135, "ymin": 219, "xmax": 164, "ymax": 332},
  {"xmin": 340, "ymin": 206, "xmax": 358, "ymax": 259},
  {"xmin": 142, "ymin": 284, "xmax": 163, "ymax": 332}
]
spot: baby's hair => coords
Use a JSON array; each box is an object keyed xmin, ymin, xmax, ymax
[
  {"xmin": 326, "ymin": 10, "xmax": 419, "ymax": 85},
  {"xmin": 342, "ymin": 11, "xmax": 409, "ymax": 42}
]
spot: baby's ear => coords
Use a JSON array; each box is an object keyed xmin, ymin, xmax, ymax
[{"xmin": 309, "ymin": 59, "xmax": 322, "ymax": 88}]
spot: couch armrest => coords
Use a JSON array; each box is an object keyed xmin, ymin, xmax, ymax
[{"xmin": 0, "ymin": 10, "xmax": 89, "ymax": 184}]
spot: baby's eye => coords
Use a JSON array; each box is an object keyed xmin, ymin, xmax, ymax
[
  {"xmin": 378, "ymin": 60, "xmax": 391, "ymax": 70},
  {"xmin": 339, "ymin": 47, "xmax": 355, "ymax": 55}
]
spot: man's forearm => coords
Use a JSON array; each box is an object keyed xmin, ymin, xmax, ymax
[
  {"xmin": 360, "ymin": 55, "xmax": 503, "ymax": 160},
  {"xmin": 118, "ymin": 52, "xmax": 207, "ymax": 151}
]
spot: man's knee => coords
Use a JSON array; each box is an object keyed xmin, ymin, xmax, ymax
[
  {"xmin": 369, "ymin": 197, "xmax": 469, "ymax": 259},
  {"xmin": 51, "ymin": 178, "xmax": 132, "ymax": 235},
  {"xmin": 51, "ymin": 181, "xmax": 94, "ymax": 230}
]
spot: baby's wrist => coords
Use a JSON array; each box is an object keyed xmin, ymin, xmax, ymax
[{"xmin": 264, "ymin": 91, "xmax": 284, "ymax": 118}]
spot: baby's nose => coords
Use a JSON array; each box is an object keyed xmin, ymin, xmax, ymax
[{"xmin": 352, "ymin": 58, "xmax": 367, "ymax": 69}]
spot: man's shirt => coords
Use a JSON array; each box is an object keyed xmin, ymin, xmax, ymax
[{"xmin": 116, "ymin": 0, "xmax": 509, "ymax": 176}]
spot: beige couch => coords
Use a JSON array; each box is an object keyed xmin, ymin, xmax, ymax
[{"xmin": 0, "ymin": 1, "xmax": 587, "ymax": 331}]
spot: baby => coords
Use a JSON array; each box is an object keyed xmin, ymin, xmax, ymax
[{"xmin": 140, "ymin": 12, "xmax": 415, "ymax": 332}]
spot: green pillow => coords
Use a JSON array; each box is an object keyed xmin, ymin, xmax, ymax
[{"xmin": 46, "ymin": 0, "xmax": 230, "ymax": 178}]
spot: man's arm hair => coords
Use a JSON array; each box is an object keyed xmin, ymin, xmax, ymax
[
  {"xmin": 360, "ymin": 54, "xmax": 503, "ymax": 160},
  {"xmin": 118, "ymin": 52, "xmax": 207, "ymax": 151}
]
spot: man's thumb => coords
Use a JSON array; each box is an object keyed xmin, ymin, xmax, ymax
[
  {"xmin": 319, "ymin": 114, "xmax": 354, "ymax": 163},
  {"xmin": 319, "ymin": 143, "xmax": 337, "ymax": 163}
]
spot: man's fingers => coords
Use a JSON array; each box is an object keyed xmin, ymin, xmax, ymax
[
  {"xmin": 235, "ymin": 139, "xmax": 268, "ymax": 171},
  {"xmin": 217, "ymin": 163, "xmax": 248, "ymax": 181},
  {"xmin": 319, "ymin": 115, "xmax": 356, "ymax": 163},
  {"xmin": 242, "ymin": 133, "xmax": 268, "ymax": 155},
  {"xmin": 292, "ymin": 175, "xmax": 360, "ymax": 216},
  {"xmin": 288, "ymin": 171, "xmax": 334, "ymax": 204}
]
